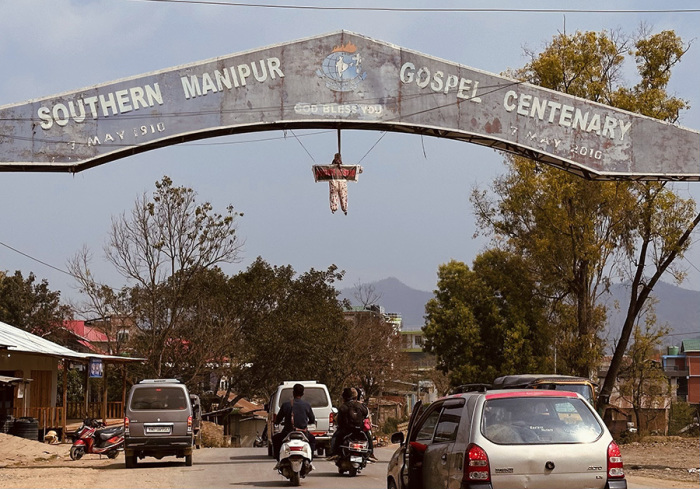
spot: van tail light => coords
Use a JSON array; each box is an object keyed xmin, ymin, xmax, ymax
[
  {"xmin": 187, "ymin": 415, "xmax": 193, "ymax": 434},
  {"xmin": 607, "ymin": 441, "xmax": 625, "ymax": 479},
  {"xmin": 124, "ymin": 417, "xmax": 130, "ymax": 436},
  {"xmin": 463, "ymin": 443, "xmax": 491, "ymax": 483}
]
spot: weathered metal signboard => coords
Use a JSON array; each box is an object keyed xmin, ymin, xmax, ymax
[{"xmin": 0, "ymin": 31, "xmax": 698, "ymax": 180}]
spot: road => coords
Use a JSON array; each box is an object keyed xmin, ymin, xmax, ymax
[
  {"xmin": 1, "ymin": 444, "xmax": 694, "ymax": 489},
  {"xmin": 126, "ymin": 446, "xmax": 392, "ymax": 488},
  {"xmin": 126, "ymin": 446, "xmax": 696, "ymax": 489}
]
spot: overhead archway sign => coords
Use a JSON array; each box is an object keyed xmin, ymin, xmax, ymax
[{"xmin": 1, "ymin": 31, "xmax": 698, "ymax": 180}]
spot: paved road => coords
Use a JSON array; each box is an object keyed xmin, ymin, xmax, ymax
[{"xmin": 133, "ymin": 446, "xmax": 393, "ymax": 488}]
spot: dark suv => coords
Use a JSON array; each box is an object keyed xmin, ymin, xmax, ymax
[
  {"xmin": 124, "ymin": 379, "xmax": 195, "ymax": 468},
  {"xmin": 387, "ymin": 388, "xmax": 626, "ymax": 489}
]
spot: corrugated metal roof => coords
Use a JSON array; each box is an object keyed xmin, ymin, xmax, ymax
[
  {"xmin": 681, "ymin": 338, "xmax": 700, "ymax": 353},
  {"xmin": 0, "ymin": 320, "xmax": 143, "ymax": 363},
  {"xmin": 0, "ymin": 320, "xmax": 85, "ymax": 359}
]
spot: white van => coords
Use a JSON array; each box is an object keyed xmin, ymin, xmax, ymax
[{"xmin": 266, "ymin": 380, "xmax": 335, "ymax": 456}]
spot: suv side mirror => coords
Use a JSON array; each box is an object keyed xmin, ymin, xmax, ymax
[{"xmin": 391, "ymin": 432, "xmax": 405, "ymax": 445}]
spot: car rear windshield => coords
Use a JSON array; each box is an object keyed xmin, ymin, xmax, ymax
[
  {"xmin": 130, "ymin": 387, "xmax": 188, "ymax": 410},
  {"xmin": 279, "ymin": 387, "xmax": 328, "ymax": 408},
  {"xmin": 482, "ymin": 396, "xmax": 603, "ymax": 444}
]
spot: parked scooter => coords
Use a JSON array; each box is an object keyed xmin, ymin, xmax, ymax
[
  {"xmin": 69, "ymin": 418, "xmax": 125, "ymax": 460},
  {"xmin": 253, "ymin": 425, "xmax": 268, "ymax": 448},
  {"xmin": 276, "ymin": 430, "xmax": 313, "ymax": 486},
  {"xmin": 334, "ymin": 429, "xmax": 370, "ymax": 477}
]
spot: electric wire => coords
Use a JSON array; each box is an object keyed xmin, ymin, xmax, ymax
[{"xmin": 128, "ymin": 0, "xmax": 700, "ymax": 14}]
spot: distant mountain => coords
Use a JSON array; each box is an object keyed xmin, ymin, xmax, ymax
[
  {"xmin": 338, "ymin": 277, "xmax": 432, "ymax": 330},
  {"xmin": 340, "ymin": 277, "xmax": 699, "ymax": 341},
  {"xmin": 603, "ymin": 281, "xmax": 700, "ymax": 347}
]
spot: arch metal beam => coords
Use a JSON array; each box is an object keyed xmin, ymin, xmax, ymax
[{"xmin": 0, "ymin": 31, "xmax": 698, "ymax": 180}]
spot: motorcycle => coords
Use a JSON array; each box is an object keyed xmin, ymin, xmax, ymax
[
  {"xmin": 69, "ymin": 418, "xmax": 125, "ymax": 460},
  {"xmin": 276, "ymin": 430, "xmax": 313, "ymax": 486},
  {"xmin": 253, "ymin": 424, "xmax": 268, "ymax": 448},
  {"xmin": 335, "ymin": 429, "xmax": 370, "ymax": 477}
]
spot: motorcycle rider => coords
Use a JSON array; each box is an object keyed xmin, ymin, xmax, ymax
[
  {"xmin": 327, "ymin": 387, "xmax": 375, "ymax": 461},
  {"xmin": 355, "ymin": 388, "xmax": 378, "ymax": 461},
  {"xmin": 272, "ymin": 383, "xmax": 316, "ymax": 469}
]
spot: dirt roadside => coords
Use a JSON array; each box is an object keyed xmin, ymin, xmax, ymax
[{"xmin": 0, "ymin": 432, "xmax": 698, "ymax": 488}]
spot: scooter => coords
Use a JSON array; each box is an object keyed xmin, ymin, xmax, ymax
[
  {"xmin": 276, "ymin": 430, "xmax": 313, "ymax": 486},
  {"xmin": 69, "ymin": 418, "xmax": 125, "ymax": 460},
  {"xmin": 335, "ymin": 430, "xmax": 370, "ymax": 477}
]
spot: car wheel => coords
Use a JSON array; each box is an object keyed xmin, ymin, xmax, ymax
[
  {"xmin": 185, "ymin": 454, "xmax": 193, "ymax": 466},
  {"xmin": 69, "ymin": 446, "xmax": 84, "ymax": 460}
]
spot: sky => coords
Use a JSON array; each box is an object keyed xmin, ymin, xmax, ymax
[{"xmin": 0, "ymin": 0, "xmax": 699, "ymax": 312}]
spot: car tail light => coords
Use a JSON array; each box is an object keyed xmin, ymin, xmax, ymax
[
  {"xmin": 463, "ymin": 443, "xmax": 490, "ymax": 483},
  {"xmin": 607, "ymin": 441, "xmax": 625, "ymax": 478},
  {"xmin": 124, "ymin": 417, "xmax": 130, "ymax": 436},
  {"xmin": 187, "ymin": 415, "xmax": 193, "ymax": 434},
  {"xmin": 329, "ymin": 412, "xmax": 334, "ymax": 428}
]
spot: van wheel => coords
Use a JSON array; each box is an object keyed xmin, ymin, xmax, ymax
[
  {"xmin": 125, "ymin": 454, "xmax": 137, "ymax": 469},
  {"xmin": 185, "ymin": 454, "xmax": 193, "ymax": 466}
]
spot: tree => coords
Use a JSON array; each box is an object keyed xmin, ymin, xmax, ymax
[
  {"xmin": 472, "ymin": 28, "xmax": 698, "ymax": 385},
  {"xmin": 423, "ymin": 251, "xmax": 550, "ymax": 387},
  {"xmin": 71, "ymin": 176, "xmax": 244, "ymax": 379},
  {"xmin": 0, "ymin": 270, "xmax": 72, "ymax": 338},
  {"xmin": 616, "ymin": 315, "xmax": 670, "ymax": 434},
  {"xmin": 219, "ymin": 258, "xmax": 350, "ymax": 404},
  {"xmin": 67, "ymin": 246, "xmax": 132, "ymax": 355}
]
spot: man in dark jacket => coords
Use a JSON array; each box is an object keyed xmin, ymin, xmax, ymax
[
  {"xmin": 327, "ymin": 387, "xmax": 370, "ymax": 460},
  {"xmin": 273, "ymin": 383, "xmax": 316, "ymax": 465}
]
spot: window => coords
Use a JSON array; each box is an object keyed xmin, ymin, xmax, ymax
[
  {"xmin": 414, "ymin": 408, "xmax": 441, "ymax": 442},
  {"xmin": 130, "ymin": 387, "xmax": 188, "ymax": 410},
  {"xmin": 482, "ymin": 397, "xmax": 603, "ymax": 444},
  {"xmin": 433, "ymin": 405, "xmax": 462, "ymax": 443},
  {"xmin": 279, "ymin": 387, "xmax": 328, "ymax": 408}
]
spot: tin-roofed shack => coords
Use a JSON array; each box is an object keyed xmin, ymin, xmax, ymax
[{"xmin": 0, "ymin": 320, "xmax": 143, "ymax": 440}]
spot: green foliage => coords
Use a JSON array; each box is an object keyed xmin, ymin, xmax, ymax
[
  {"xmin": 668, "ymin": 402, "xmax": 699, "ymax": 436},
  {"xmin": 473, "ymin": 27, "xmax": 697, "ymax": 384},
  {"xmin": 423, "ymin": 252, "xmax": 551, "ymax": 387},
  {"xmin": 0, "ymin": 271, "xmax": 71, "ymax": 338},
  {"xmin": 381, "ymin": 416, "xmax": 405, "ymax": 435}
]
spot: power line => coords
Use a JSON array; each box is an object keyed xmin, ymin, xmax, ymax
[
  {"xmin": 0, "ymin": 240, "xmax": 74, "ymax": 278},
  {"xmin": 128, "ymin": 0, "xmax": 700, "ymax": 14}
]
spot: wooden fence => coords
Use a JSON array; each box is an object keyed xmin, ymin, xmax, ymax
[{"xmin": 12, "ymin": 402, "xmax": 123, "ymax": 429}]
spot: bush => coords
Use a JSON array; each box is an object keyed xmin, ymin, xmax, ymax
[
  {"xmin": 381, "ymin": 416, "xmax": 402, "ymax": 435},
  {"xmin": 669, "ymin": 401, "xmax": 700, "ymax": 436}
]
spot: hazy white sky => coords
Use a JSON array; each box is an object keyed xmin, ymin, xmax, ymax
[{"xmin": 0, "ymin": 0, "xmax": 698, "ymax": 309}]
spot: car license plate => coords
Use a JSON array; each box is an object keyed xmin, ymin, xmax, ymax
[
  {"xmin": 146, "ymin": 426, "xmax": 171, "ymax": 434},
  {"xmin": 350, "ymin": 455, "xmax": 363, "ymax": 463}
]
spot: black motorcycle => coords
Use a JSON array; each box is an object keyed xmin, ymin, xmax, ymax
[{"xmin": 334, "ymin": 429, "xmax": 370, "ymax": 477}]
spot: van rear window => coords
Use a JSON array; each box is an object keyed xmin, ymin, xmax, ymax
[
  {"xmin": 482, "ymin": 397, "xmax": 603, "ymax": 444},
  {"xmin": 279, "ymin": 387, "xmax": 328, "ymax": 408},
  {"xmin": 130, "ymin": 387, "xmax": 188, "ymax": 410}
]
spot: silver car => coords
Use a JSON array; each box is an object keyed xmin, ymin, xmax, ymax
[{"xmin": 387, "ymin": 389, "xmax": 626, "ymax": 489}]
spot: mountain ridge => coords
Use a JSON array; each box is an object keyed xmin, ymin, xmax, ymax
[{"xmin": 339, "ymin": 277, "xmax": 699, "ymax": 343}]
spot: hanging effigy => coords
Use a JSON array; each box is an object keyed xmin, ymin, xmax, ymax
[{"xmin": 312, "ymin": 153, "xmax": 363, "ymax": 215}]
